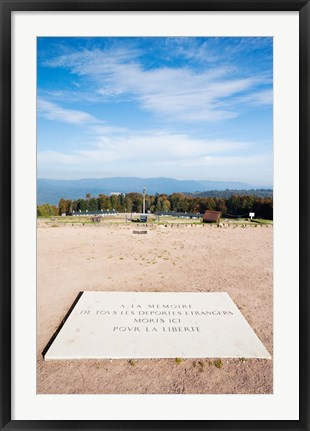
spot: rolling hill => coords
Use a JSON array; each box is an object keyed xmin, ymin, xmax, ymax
[{"xmin": 37, "ymin": 177, "xmax": 270, "ymax": 205}]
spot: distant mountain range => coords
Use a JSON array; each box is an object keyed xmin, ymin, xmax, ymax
[{"xmin": 37, "ymin": 177, "xmax": 272, "ymax": 205}]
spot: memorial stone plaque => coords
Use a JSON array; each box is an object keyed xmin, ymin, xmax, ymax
[{"xmin": 44, "ymin": 291, "xmax": 271, "ymax": 360}]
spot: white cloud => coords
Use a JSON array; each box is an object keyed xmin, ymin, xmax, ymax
[
  {"xmin": 38, "ymin": 150, "xmax": 81, "ymax": 165},
  {"xmin": 44, "ymin": 47, "xmax": 141, "ymax": 76},
  {"xmin": 90, "ymin": 125, "xmax": 128, "ymax": 134},
  {"xmin": 234, "ymin": 89, "xmax": 273, "ymax": 106},
  {"xmin": 98, "ymin": 64, "xmax": 265, "ymax": 121},
  {"xmin": 164, "ymin": 38, "xmax": 221, "ymax": 64},
  {"xmin": 37, "ymin": 39, "xmax": 273, "ymax": 184},
  {"xmin": 158, "ymin": 153, "xmax": 273, "ymax": 168},
  {"xmin": 38, "ymin": 130, "xmax": 251, "ymax": 170},
  {"xmin": 37, "ymin": 123, "xmax": 272, "ymax": 184},
  {"xmin": 41, "ymin": 47, "xmax": 272, "ymax": 123},
  {"xmin": 76, "ymin": 131, "xmax": 251, "ymax": 166},
  {"xmin": 37, "ymin": 98, "xmax": 98, "ymax": 124}
]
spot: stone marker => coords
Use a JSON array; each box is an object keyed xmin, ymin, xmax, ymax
[{"xmin": 44, "ymin": 292, "xmax": 271, "ymax": 360}]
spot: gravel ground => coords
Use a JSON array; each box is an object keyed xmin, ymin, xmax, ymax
[{"xmin": 37, "ymin": 221, "xmax": 273, "ymax": 394}]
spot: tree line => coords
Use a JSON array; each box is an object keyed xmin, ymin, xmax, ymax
[
  {"xmin": 190, "ymin": 189, "xmax": 273, "ymax": 199},
  {"xmin": 37, "ymin": 192, "xmax": 273, "ymax": 219}
]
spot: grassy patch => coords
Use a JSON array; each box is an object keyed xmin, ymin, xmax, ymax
[
  {"xmin": 251, "ymin": 219, "xmax": 273, "ymax": 225},
  {"xmin": 213, "ymin": 359, "xmax": 223, "ymax": 369},
  {"xmin": 175, "ymin": 358, "xmax": 183, "ymax": 365}
]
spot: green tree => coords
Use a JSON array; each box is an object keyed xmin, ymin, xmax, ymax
[
  {"xmin": 155, "ymin": 194, "xmax": 171, "ymax": 212},
  {"xmin": 76, "ymin": 198, "xmax": 87, "ymax": 212},
  {"xmin": 256, "ymin": 198, "xmax": 273, "ymax": 219},
  {"xmin": 187, "ymin": 197, "xmax": 200, "ymax": 213},
  {"xmin": 87, "ymin": 197, "xmax": 99, "ymax": 211},
  {"xmin": 205, "ymin": 197, "xmax": 216, "ymax": 211},
  {"xmin": 37, "ymin": 203, "xmax": 57, "ymax": 217},
  {"xmin": 110, "ymin": 194, "xmax": 120, "ymax": 211},
  {"xmin": 123, "ymin": 195, "xmax": 133, "ymax": 212},
  {"xmin": 169, "ymin": 193, "xmax": 189, "ymax": 212},
  {"xmin": 127, "ymin": 192, "xmax": 143, "ymax": 212},
  {"xmin": 58, "ymin": 198, "xmax": 67, "ymax": 215},
  {"xmin": 216, "ymin": 198, "xmax": 227, "ymax": 214},
  {"xmin": 98, "ymin": 194, "xmax": 111, "ymax": 211}
]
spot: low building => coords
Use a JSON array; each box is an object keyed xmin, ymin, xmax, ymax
[
  {"xmin": 156, "ymin": 211, "xmax": 203, "ymax": 219},
  {"xmin": 71, "ymin": 210, "xmax": 117, "ymax": 216},
  {"xmin": 203, "ymin": 210, "xmax": 221, "ymax": 223}
]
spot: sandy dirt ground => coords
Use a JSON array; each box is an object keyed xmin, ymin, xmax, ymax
[{"xmin": 37, "ymin": 220, "xmax": 273, "ymax": 394}]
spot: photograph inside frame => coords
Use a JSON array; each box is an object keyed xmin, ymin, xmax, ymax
[{"xmin": 36, "ymin": 36, "xmax": 273, "ymax": 394}]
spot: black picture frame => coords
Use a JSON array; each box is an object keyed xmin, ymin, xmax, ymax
[{"xmin": 1, "ymin": 0, "xmax": 309, "ymax": 430}]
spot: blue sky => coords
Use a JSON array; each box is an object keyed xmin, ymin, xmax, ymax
[{"xmin": 37, "ymin": 37, "xmax": 273, "ymax": 186}]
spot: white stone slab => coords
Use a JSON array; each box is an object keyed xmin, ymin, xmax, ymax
[{"xmin": 44, "ymin": 292, "xmax": 271, "ymax": 360}]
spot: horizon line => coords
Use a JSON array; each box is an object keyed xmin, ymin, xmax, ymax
[{"xmin": 37, "ymin": 176, "xmax": 272, "ymax": 187}]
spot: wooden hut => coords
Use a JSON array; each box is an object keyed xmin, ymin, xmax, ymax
[{"xmin": 203, "ymin": 210, "xmax": 221, "ymax": 223}]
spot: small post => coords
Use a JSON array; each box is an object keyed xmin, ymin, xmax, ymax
[{"xmin": 249, "ymin": 212, "xmax": 255, "ymax": 220}]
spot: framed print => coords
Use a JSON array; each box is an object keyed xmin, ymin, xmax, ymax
[{"xmin": 1, "ymin": 0, "xmax": 309, "ymax": 429}]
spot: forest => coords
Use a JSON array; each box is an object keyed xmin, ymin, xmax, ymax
[{"xmin": 37, "ymin": 192, "xmax": 273, "ymax": 220}]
